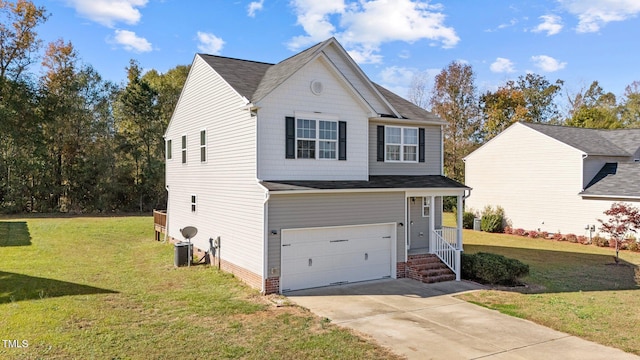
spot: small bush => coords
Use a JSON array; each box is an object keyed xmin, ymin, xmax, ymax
[
  {"xmin": 577, "ymin": 235, "xmax": 588, "ymax": 244},
  {"xmin": 462, "ymin": 212, "xmax": 475, "ymax": 230},
  {"xmin": 514, "ymin": 228, "xmax": 526, "ymax": 236},
  {"xmin": 503, "ymin": 226, "xmax": 512, "ymax": 234},
  {"xmin": 479, "ymin": 205, "xmax": 505, "ymax": 233},
  {"xmin": 462, "ymin": 252, "xmax": 529, "ymax": 285},
  {"xmin": 627, "ymin": 240, "xmax": 639, "ymax": 252},
  {"xmin": 528, "ymin": 230, "xmax": 539, "ymax": 238},
  {"xmin": 553, "ymin": 232, "xmax": 563, "ymax": 241},
  {"xmin": 565, "ymin": 233, "xmax": 578, "ymax": 243},
  {"xmin": 593, "ymin": 236, "xmax": 608, "ymax": 247},
  {"xmin": 540, "ymin": 231, "xmax": 549, "ymax": 239}
]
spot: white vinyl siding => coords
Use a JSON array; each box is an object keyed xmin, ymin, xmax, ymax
[
  {"xmin": 464, "ymin": 122, "xmax": 634, "ymax": 236},
  {"xmin": 256, "ymin": 55, "xmax": 369, "ymax": 180},
  {"xmin": 164, "ymin": 55, "xmax": 266, "ymax": 280},
  {"xmin": 369, "ymin": 122, "xmax": 441, "ymax": 175}
]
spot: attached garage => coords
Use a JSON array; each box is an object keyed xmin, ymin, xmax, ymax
[{"xmin": 280, "ymin": 223, "xmax": 396, "ymax": 292}]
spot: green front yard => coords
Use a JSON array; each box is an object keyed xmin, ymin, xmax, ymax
[
  {"xmin": 457, "ymin": 223, "xmax": 640, "ymax": 355},
  {"xmin": 0, "ymin": 217, "xmax": 399, "ymax": 359}
]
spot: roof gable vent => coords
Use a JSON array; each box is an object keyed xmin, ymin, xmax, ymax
[{"xmin": 310, "ymin": 80, "xmax": 323, "ymax": 95}]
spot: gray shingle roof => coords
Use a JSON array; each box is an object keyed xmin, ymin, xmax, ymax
[
  {"xmin": 520, "ymin": 122, "xmax": 634, "ymax": 156},
  {"xmin": 198, "ymin": 38, "xmax": 440, "ymax": 122},
  {"xmin": 581, "ymin": 162, "xmax": 640, "ymax": 199},
  {"xmin": 261, "ymin": 175, "xmax": 469, "ymax": 192}
]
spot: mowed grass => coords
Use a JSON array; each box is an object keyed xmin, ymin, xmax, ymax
[
  {"xmin": 445, "ymin": 214, "xmax": 640, "ymax": 355},
  {"xmin": 0, "ymin": 217, "xmax": 400, "ymax": 360}
]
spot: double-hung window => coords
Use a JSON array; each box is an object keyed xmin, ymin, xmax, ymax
[
  {"xmin": 181, "ymin": 135, "xmax": 187, "ymax": 164},
  {"xmin": 296, "ymin": 118, "xmax": 338, "ymax": 159},
  {"xmin": 200, "ymin": 129, "xmax": 207, "ymax": 162},
  {"xmin": 385, "ymin": 126, "xmax": 418, "ymax": 162}
]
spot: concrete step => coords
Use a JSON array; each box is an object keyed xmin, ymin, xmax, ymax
[{"xmin": 406, "ymin": 254, "xmax": 456, "ymax": 284}]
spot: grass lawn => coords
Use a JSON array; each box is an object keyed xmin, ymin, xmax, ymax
[
  {"xmin": 446, "ymin": 214, "xmax": 640, "ymax": 355},
  {"xmin": 0, "ymin": 216, "xmax": 400, "ymax": 360}
]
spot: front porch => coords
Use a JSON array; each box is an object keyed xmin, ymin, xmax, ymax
[{"xmin": 404, "ymin": 193, "xmax": 465, "ymax": 282}]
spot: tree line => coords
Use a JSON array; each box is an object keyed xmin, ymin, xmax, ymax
[
  {"xmin": 410, "ymin": 62, "xmax": 640, "ymax": 183},
  {"xmin": 0, "ymin": 0, "xmax": 188, "ymax": 213}
]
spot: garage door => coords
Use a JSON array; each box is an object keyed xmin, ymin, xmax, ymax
[{"xmin": 280, "ymin": 223, "xmax": 395, "ymax": 292}]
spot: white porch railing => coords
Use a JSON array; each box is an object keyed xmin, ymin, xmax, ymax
[
  {"xmin": 435, "ymin": 226, "xmax": 459, "ymax": 249},
  {"xmin": 432, "ymin": 229, "xmax": 461, "ymax": 281}
]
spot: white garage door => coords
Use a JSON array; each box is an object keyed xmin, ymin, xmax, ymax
[{"xmin": 280, "ymin": 223, "xmax": 395, "ymax": 292}]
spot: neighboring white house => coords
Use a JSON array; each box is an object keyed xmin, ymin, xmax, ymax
[
  {"xmin": 164, "ymin": 37, "xmax": 469, "ymax": 294},
  {"xmin": 464, "ymin": 122, "xmax": 640, "ymax": 237}
]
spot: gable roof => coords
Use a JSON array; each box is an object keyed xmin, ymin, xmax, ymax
[
  {"xmin": 581, "ymin": 162, "xmax": 640, "ymax": 199},
  {"xmin": 197, "ymin": 38, "xmax": 441, "ymax": 122},
  {"xmin": 519, "ymin": 122, "xmax": 637, "ymax": 156}
]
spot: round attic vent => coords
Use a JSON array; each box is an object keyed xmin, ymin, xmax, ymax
[{"xmin": 310, "ymin": 80, "xmax": 323, "ymax": 95}]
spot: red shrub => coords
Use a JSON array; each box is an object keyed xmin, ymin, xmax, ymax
[
  {"xmin": 513, "ymin": 228, "xmax": 526, "ymax": 236},
  {"xmin": 565, "ymin": 234, "xmax": 578, "ymax": 243},
  {"xmin": 528, "ymin": 230, "xmax": 539, "ymax": 238},
  {"xmin": 503, "ymin": 226, "xmax": 512, "ymax": 234},
  {"xmin": 577, "ymin": 235, "xmax": 588, "ymax": 244},
  {"xmin": 552, "ymin": 233, "xmax": 563, "ymax": 241}
]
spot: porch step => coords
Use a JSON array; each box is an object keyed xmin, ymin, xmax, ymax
[{"xmin": 406, "ymin": 254, "xmax": 456, "ymax": 284}]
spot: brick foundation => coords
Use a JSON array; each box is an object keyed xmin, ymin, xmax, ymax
[
  {"xmin": 396, "ymin": 262, "xmax": 407, "ymax": 278},
  {"xmin": 264, "ymin": 277, "xmax": 280, "ymax": 294}
]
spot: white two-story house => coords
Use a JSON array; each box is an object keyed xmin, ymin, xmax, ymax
[{"xmin": 164, "ymin": 38, "xmax": 469, "ymax": 294}]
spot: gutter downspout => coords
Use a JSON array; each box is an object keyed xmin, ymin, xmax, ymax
[{"xmin": 258, "ymin": 181, "xmax": 271, "ymax": 294}]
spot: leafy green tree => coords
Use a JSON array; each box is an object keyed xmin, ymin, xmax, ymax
[
  {"xmin": 565, "ymin": 81, "xmax": 621, "ymax": 129},
  {"xmin": 115, "ymin": 60, "xmax": 163, "ymax": 211},
  {"xmin": 429, "ymin": 61, "xmax": 481, "ymax": 182},
  {"xmin": 516, "ymin": 73, "xmax": 563, "ymax": 123},
  {"xmin": 620, "ymin": 81, "xmax": 640, "ymax": 128}
]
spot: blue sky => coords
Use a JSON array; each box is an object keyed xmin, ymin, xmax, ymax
[{"xmin": 37, "ymin": 0, "xmax": 640, "ymax": 107}]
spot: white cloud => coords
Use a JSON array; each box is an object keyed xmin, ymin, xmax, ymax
[
  {"xmin": 287, "ymin": 0, "xmax": 459, "ymax": 64},
  {"xmin": 248, "ymin": 0, "xmax": 265, "ymax": 17},
  {"xmin": 532, "ymin": 14, "xmax": 563, "ymax": 35},
  {"xmin": 490, "ymin": 58, "xmax": 515, "ymax": 73},
  {"xmin": 113, "ymin": 29, "xmax": 152, "ymax": 52},
  {"xmin": 66, "ymin": 0, "xmax": 147, "ymax": 27},
  {"xmin": 380, "ymin": 66, "xmax": 415, "ymax": 85},
  {"xmin": 531, "ymin": 55, "xmax": 567, "ymax": 72},
  {"xmin": 558, "ymin": 0, "xmax": 640, "ymax": 33},
  {"xmin": 196, "ymin": 32, "xmax": 225, "ymax": 54}
]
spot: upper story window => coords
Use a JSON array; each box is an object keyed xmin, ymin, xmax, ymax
[
  {"xmin": 385, "ymin": 126, "xmax": 418, "ymax": 162},
  {"xmin": 377, "ymin": 125, "xmax": 425, "ymax": 163},
  {"xmin": 200, "ymin": 129, "xmax": 207, "ymax": 162},
  {"xmin": 166, "ymin": 139, "xmax": 172, "ymax": 160},
  {"xmin": 286, "ymin": 115, "xmax": 346, "ymax": 161},
  {"xmin": 181, "ymin": 135, "xmax": 187, "ymax": 164}
]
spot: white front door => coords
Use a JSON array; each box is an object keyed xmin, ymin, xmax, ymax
[{"xmin": 280, "ymin": 223, "xmax": 395, "ymax": 292}]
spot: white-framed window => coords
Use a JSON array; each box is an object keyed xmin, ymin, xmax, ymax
[
  {"xmin": 296, "ymin": 118, "xmax": 338, "ymax": 159},
  {"xmin": 190, "ymin": 194, "xmax": 197, "ymax": 213},
  {"xmin": 181, "ymin": 135, "xmax": 187, "ymax": 164},
  {"xmin": 166, "ymin": 139, "xmax": 172, "ymax": 160},
  {"xmin": 200, "ymin": 129, "xmax": 206, "ymax": 162},
  {"xmin": 422, "ymin": 197, "xmax": 430, "ymax": 218},
  {"xmin": 385, "ymin": 126, "xmax": 418, "ymax": 162}
]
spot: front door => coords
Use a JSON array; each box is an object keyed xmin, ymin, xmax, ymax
[{"xmin": 408, "ymin": 197, "xmax": 429, "ymax": 250}]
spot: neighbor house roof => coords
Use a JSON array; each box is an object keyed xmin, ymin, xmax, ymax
[
  {"xmin": 198, "ymin": 38, "xmax": 441, "ymax": 122},
  {"xmin": 581, "ymin": 162, "xmax": 640, "ymax": 199},
  {"xmin": 520, "ymin": 122, "xmax": 639, "ymax": 157},
  {"xmin": 261, "ymin": 175, "xmax": 469, "ymax": 192}
]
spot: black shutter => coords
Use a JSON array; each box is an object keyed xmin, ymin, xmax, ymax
[
  {"xmin": 338, "ymin": 121, "xmax": 347, "ymax": 160},
  {"xmin": 285, "ymin": 116, "xmax": 295, "ymax": 159},
  {"xmin": 418, "ymin": 128, "xmax": 425, "ymax": 163},
  {"xmin": 377, "ymin": 125, "xmax": 385, "ymax": 162}
]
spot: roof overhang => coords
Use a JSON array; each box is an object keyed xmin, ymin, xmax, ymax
[{"xmin": 369, "ymin": 116, "xmax": 447, "ymax": 126}]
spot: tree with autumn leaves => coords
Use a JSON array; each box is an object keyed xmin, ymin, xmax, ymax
[{"xmin": 599, "ymin": 202, "xmax": 640, "ymax": 264}]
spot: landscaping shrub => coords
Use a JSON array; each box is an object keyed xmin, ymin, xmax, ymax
[
  {"xmin": 503, "ymin": 226, "xmax": 512, "ymax": 234},
  {"xmin": 514, "ymin": 228, "xmax": 526, "ymax": 236},
  {"xmin": 463, "ymin": 211, "xmax": 476, "ymax": 229},
  {"xmin": 552, "ymin": 232, "xmax": 563, "ymax": 241},
  {"xmin": 577, "ymin": 235, "xmax": 588, "ymax": 244},
  {"xmin": 593, "ymin": 236, "xmax": 608, "ymax": 247},
  {"xmin": 528, "ymin": 230, "xmax": 539, "ymax": 238},
  {"xmin": 461, "ymin": 252, "xmax": 529, "ymax": 285},
  {"xmin": 565, "ymin": 234, "xmax": 578, "ymax": 243},
  {"xmin": 540, "ymin": 231, "xmax": 549, "ymax": 239},
  {"xmin": 479, "ymin": 206, "xmax": 505, "ymax": 233}
]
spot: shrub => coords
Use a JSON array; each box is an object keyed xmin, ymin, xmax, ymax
[
  {"xmin": 514, "ymin": 228, "xmax": 526, "ymax": 236},
  {"xmin": 628, "ymin": 240, "xmax": 639, "ymax": 252},
  {"xmin": 593, "ymin": 236, "xmax": 608, "ymax": 247},
  {"xmin": 503, "ymin": 226, "xmax": 512, "ymax": 234},
  {"xmin": 479, "ymin": 205, "xmax": 505, "ymax": 233},
  {"xmin": 577, "ymin": 235, "xmax": 588, "ymax": 244},
  {"xmin": 540, "ymin": 231, "xmax": 549, "ymax": 239},
  {"xmin": 553, "ymin": 232, "xmax": 563, "ymax": 241},
  {"xmin": 565, "ymin": 233, "xmax": 578, "ymax": 243},
  {"xmin": 528, "ymin": 230, "xmax": 539, "ymax": 238},
  {"xmin": 462, "ymin": 252, "xmax": 529, "ymax": 285},
  {"xmin": 462, "ymin": 212, "xmax": 476, "ymax": 230}
]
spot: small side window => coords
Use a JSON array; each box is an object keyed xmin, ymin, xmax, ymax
[
  {"xmin": 181, "ymin": 135, "xmax": 187, "ymax": 164},
  {"xmin": 422, "ymin": 197, "xmax": 430, "ymax": 218},
  {"xmin": 166, "ymin": 139, "xmax": 172, "ymax": 160},
  {"xmin": 200, "ymin": 130, "xmax": 206, "ymax": 162},
  {"xmin": 191, "ymin": 195, "xmax": 197, "ymax": 213}
]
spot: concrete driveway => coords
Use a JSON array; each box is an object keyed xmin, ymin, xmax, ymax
[{"xmin": 286, "ymin": 278, "xmax": 638, "ymax": 360}]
